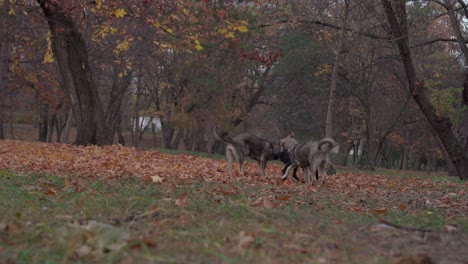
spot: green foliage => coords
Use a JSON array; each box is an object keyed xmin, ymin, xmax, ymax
[
  {"xmin": 269, "ymin": 29, "xmax": 332, "ymax": 138},
  {"xmin": 429, "ymin": 87, "xmax": 464, "ymax": 125}
]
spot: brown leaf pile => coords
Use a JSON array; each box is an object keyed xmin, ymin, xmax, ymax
[
  {"xmin": 1, "ymin": 140, "xmax": 467, "ymax": 217},
  {"xmin": 0, "ymin": 140, "xmax": 226, "ymax": 182}
]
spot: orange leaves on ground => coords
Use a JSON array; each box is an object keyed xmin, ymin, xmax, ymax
[
  {"xmin": 1, "ymin": 140, "xmax": 467, "ymax": 217},
  {"xmin": 0, "ymin": 140, "xmax": 223, "ymax": 182}
]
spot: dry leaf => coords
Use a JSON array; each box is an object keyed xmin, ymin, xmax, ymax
[
  {"xmin": 398, "ymin": 203, "xmax": 407, "ymax": 211},
  {"xmin": 263, "ymin": 197, "xmax": 274, "ymax": 209},
  {"xmin": 175, "ymin": 193, "xmax": 189, "ymax": 207},
  {"xmin": 250, "ymin": 197, "xmax": 264, "ymax": 207},
  {"xmin": 150, "ymin": 175, "xmax": 164, "ymax": 183},
  {"xmin": 373, "ymin": 207, "xmax": 388, "ymax": 215},
  {"xmin": 237, "ymin": 231, "xmax": 254, "ymax": 249},
  {"xmin": 45, "ymin": 187, "xmax": 58, "ymax": 196}
]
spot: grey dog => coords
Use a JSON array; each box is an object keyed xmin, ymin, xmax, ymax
[
  {"xmin": 280, "ymin": 133, "xmax": 336, "ymax": 185},
  {"xmin": 212, "ymin": 126, "xmax": 278, "ymax": 177}
]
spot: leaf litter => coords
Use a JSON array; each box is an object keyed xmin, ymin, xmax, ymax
[{"xmin": 1, "ymin": 139, "xmax": 468, "ymax": 263}]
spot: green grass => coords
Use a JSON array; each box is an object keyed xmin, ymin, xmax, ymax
[
  {"xmin": 155, "ymin": 147, "xmax": 227, "ymax": 160},
  {"xmin": 1, "ymin": 170, "xmax": 467, "ymax": 264}
]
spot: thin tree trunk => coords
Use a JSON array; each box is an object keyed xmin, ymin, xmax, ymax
[
  {"xmin": 326, "ymin": 0, "xmax": 349, "ymax": 138},
  {"xmin": 47, "ymin": 114, "xmax": 56, "ymax": 143},
  {"xmin": 38, "ymin": 103, "xmax": 49, "ymax": 142},
  {"xmin": 133, "ymin": 73, "xmax": 143, "ymax": 147},
  {"xmin": 0, "ymin": 0, "xmax": 11, "ymax": 140},
  {"xmin": 61, "ymin": 108, "xmax": 73, "ymax": 144}
]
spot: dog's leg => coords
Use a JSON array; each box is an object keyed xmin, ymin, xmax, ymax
[
  {"xmin": 319, "ymin": 161, "xmax": 327, "ymax": 185},
  {"xmin": 292, "ymin": 167, "xmax": 299, "ymax": 181},
  {"xmin": 282, "ymin": 162, "xmax": 291, "ymax": 174},
  {"xmin": 304, "ymin": 168, "xmax": 310, "ymax": 184},
  {"xmin": 226, "ymin": 145, "xmax": 235, "ymax": 175},
  {"xmin": 281, "ymin": 162, "xmax": 297, "ymax": 180},
  {"xmin": 257, "ymin": 161, "xmax": 265, "ymax": 177},
  {"xmin": 320, "ymin": 171, "xmax": 327, "ymax": 185},
  {"xmin": 260, "ymin": 160, "xmax": 267, "ymax": 177},
  {"xmin": 239, "ymin": 157, "xmax": 244, "ymax": 176},
  {"xmin": 310, "ymin": 157, "xmax": 322, "ymax": 185}
]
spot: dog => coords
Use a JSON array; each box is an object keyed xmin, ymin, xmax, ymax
[
  {"xmin": 280, "ymin": 133, "xmax": 336, "ymax": 185},
  {"xmin": 273, "ymin": 150, "xmax": 300, "ymax": 181},
  {"xmin": 212, "ymin": 126, "xmax": 277, "ymax": 177}
]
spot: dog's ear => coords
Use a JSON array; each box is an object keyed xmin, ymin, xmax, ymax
[{"xmin": 289, "ymin": 132, "xmax": 295, "ymax": 138}]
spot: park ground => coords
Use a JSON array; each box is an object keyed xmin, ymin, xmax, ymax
[{"xmin": 0, "ymin": 139, "xmax": 467, "ymax": 263}]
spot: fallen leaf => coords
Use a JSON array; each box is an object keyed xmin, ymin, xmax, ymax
[
  {"xmin": 373, "ymin": 207, "xmax": 388, "ymax": 215},
  {"xmin": 237, "ymin": 231, "xmax": 254, "ymax": 249},
  {"xmin": 263, "ymin": 197, "xmax": 274, "ymax": 209},
  {"xmin": 398, "ymin": 203, "xmax": 406, "ymax": 211},
  {"xmin": 175, "ymin": 193, "xmax": 189, "ymax": 207},
  {"xmin": 45, "ymin": 187, "xmax": 58, "ymax": 196},
  {"xmin": 250, "ymin": 197, "xmax": 264, "ymax": 207},
  {"xmin": 150, "ymin": 175, "xmax": 164, "ymax": 183}
]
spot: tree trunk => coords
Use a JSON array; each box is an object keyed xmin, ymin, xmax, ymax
[
  {"xmin": 325, "ymin": 0, "xmax": 348, "ymax": 138},
  {"xmin": 38, "ymin": 103, "xmax": 49, "ymax": 142},
  {"xmin": 444, "ymin": 0, "xmax": 468, "ymax": 176},
  {"xmin": 400, "ymin": 146, "xmax": 408, "ymax": 171},
  {"xmin": 61, "ymin": 108, "xmax": 73, "ymax": 144},
  {"xmin": 105, "ymin": 67, "xmax": 132, "ymax": 145},
  {"xmin": 0, "ymin": 0, "xmax": 11, "ymax": 140},
  {"xmin": 47, "ymin": 114, "xmax": 56, "ymax": 143},
  {"xmin": 37, "ymin": 0, "xmax": 109, "ymax": 146},
  {"xmin": 172, "ymin": 129, "xmax": 183, "ymax": 149},
  {"xmin": 132, "ymin": 74, "xmax": 143, "ymax": 147},
  {"xmin": 381, "ymin": 0, "xmax": 468, "ymax": 180},
  {"xmin": 336, "ymin": 141, "xmax": 353, "ymax": 166}
]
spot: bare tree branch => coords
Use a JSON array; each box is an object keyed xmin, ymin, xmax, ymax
[{"xmin": 259, "ymin": 18, "xmax": 389, "ymax": 41}]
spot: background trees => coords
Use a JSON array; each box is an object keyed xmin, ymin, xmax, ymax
[{"xmin": 2, "ymin": 0, "xmax": 468, "ymax": 178}]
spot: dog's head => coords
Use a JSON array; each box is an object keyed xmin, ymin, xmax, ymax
[{"xmin": 280, "ymin": 133, "xmax": 297, "ymax": 152}]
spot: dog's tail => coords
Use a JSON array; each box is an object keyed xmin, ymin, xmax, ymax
[
  {"xmin": 318, "ymin": 138, "xmax": 336, "ymax": 153},
  {"xmin": 212, "ymin": 125, "xmax": 234, "ymax": 143}
]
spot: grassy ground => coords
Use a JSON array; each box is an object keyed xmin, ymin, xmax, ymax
[{"xmin": 1, "ymin": 169, "xmax": 467, "ymax": 264}]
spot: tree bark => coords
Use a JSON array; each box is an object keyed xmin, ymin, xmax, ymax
[
  {"xmin": 326, "ymin": 0, "xmax": 348, "ymax": 138},
  {"xmin": 132, "ymin": 73, "xmax": 143, "ymax": 147},
  {"xmin": 444, "ymin": 0, "xmax": 468, "ymax": 167},
  {"xmin": 0, "ymin": 0, "xmax": 11, "ymax": 140},
  {"xmin": 61, "ymin": 108, "xmax": 73, "ymax": 144},
  {"xmin": 38, "ymin": 102, "xmax": 49, "ymax": 142},
  {"xmin": 37, "ymin": 0, "xmax": 109, "ymax": 146},
  {"xmin": 381, "ymin": 0, "xmax": 468, "ymax": 180}
]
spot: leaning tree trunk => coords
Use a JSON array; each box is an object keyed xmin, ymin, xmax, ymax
[
  {"xmin": 381, "ymin": 0, "xmax": 468, "ymax": 180},
  {"xmin": 38, "ymin": 0, "xmax": 109, "ymax": 146}
]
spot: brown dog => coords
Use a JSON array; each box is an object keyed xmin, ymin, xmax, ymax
[{"xmin": 280, "ymin": 133, "xmax": 336, "ymax": 185}]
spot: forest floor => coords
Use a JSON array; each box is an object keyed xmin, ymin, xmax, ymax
[{"xmin": 0, "ymin": 139, "xmax": 467, "ymax": 263}]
